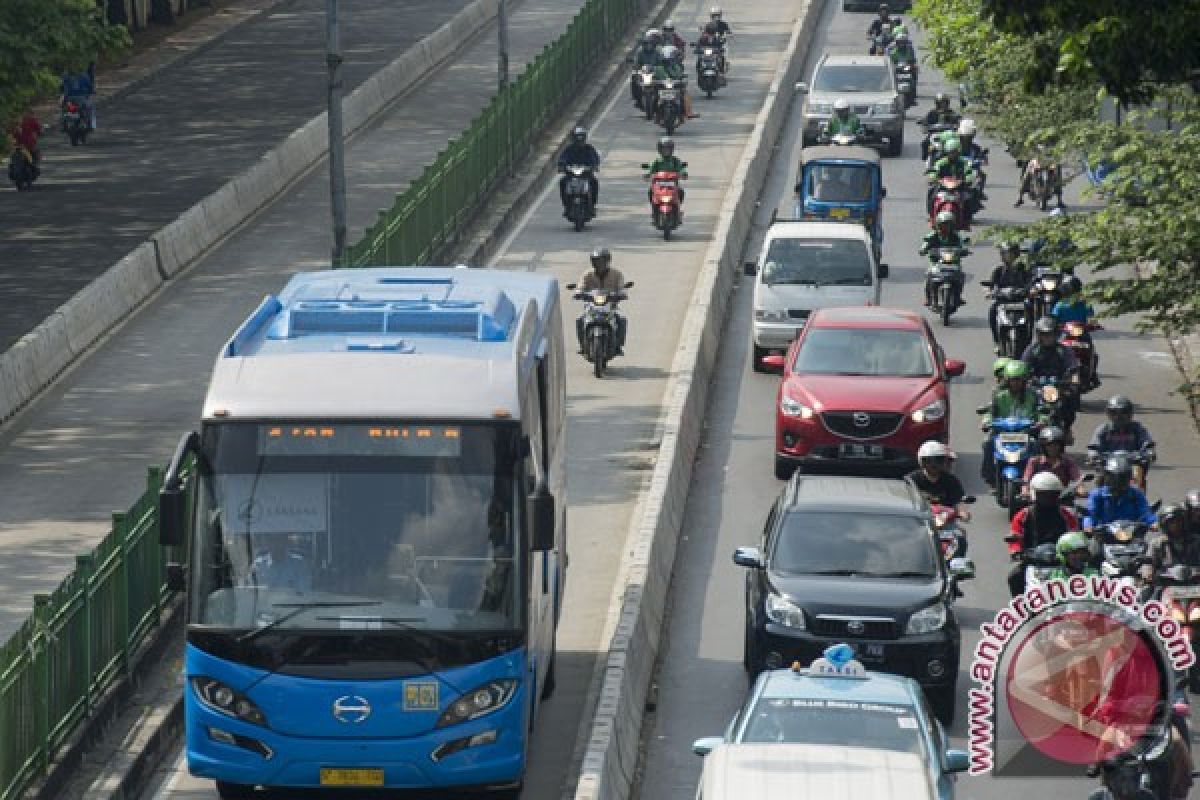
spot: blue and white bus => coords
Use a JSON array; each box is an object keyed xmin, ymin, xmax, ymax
[{"xmin": 158, "ymin": 268, "xmax": 567, "ymax": 798}]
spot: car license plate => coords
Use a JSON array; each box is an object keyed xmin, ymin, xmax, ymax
[
  {"xmin": 320, "ymin": 769, "xmax": 385, "ymax": 787},
  {"xmin": 829, "ymin": 208, "xmax": 851, "ymax": 219},
  {"xmin": 860, "ymin": 643, "xmax": 885, "ymax": 662},
  {"xmin": 1172, "ymin": 586, "xmax": 1200, "ymax": 599},
  {"xmin": 840, "ymin": 443, "xmax": 883, "ymax": 459},
  {"xmin": 997, "ymin": 433, "xmax": 1028, "ymax": 444}
]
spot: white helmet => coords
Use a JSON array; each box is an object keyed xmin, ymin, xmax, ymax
[
  {"xmin": 833, "ymin": 98, "xmax": 850, "ymax": 112},
  {"xmin": 660, "ymin": 44, "xmax": 678, "ymax": 61},
  {"xmin": 710, "ymin": 5, "xmax": 722, "ymax": 16},
  {"xmin": 958, "ymin": 119, "xmax": 977, "ymax": 137},
  {"xmin": 1030, "ymin": 472, "xmax": 1065, "ymax": 492},
  {"xmin": 917, "ymin": 440, "xmax": 949, "ymax": 461}
]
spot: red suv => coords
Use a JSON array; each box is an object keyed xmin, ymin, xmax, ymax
[{"xmin": 764, "ymin": 307, "xmax": 965, "ymax": 480}]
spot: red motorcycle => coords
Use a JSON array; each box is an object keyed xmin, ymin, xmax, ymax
[
  {"xmin": 930, "ymin": 175, "xmax": 967, "ymax": 230},
  {"xmin": 644, "ymin": 166, "xmax": 687, "ymax": 240},
  {"xmin": 1058, "ymin": 320, "xmax": 1102, "ymax": 392}
]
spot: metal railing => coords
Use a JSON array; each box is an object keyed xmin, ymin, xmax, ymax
[
  {"xmin": 0, "ymin": 466, "xmax": 179, "ymax": 800},
  {"xmin": 340, "ymin": 0, "xmax": 639, "ymax": 267}
]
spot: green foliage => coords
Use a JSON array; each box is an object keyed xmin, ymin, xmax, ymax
[{"xmin": 0, "ymin": 0, "xmax": 129, "ymax": 134}]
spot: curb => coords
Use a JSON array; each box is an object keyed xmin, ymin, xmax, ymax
[
  {"xmin": 569, "ymin": 1, "xmax": 826, "ymax": 798},
  {"xmin": 0, "ymin": 0, "xmax": 504, "ymax": 429}
]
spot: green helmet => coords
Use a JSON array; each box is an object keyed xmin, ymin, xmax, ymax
[
  {"xmin": 1003, "ymin": 360, "xmax": 1029, "ymax": 380},
  {"xmin": 944, "ymin": 137, "xmax": 961, "ymax": 155},
  {"xmin": 1056, "ymin": 531, "xmax": 1090, "ymax": 565},
  {"xmin": 992, "ymin": 357, "xmax": 1011, "ymax": 376}
]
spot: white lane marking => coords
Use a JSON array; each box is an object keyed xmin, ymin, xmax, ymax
[{"xmin": 150, "ymin": 750, "xmax": 187, "ymax": 800}]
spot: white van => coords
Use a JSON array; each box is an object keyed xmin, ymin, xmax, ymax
[
  {"xmin": 748, "ymin": 221, "xmax": 882, "ymax": 370},
  {"xmin": 695, "ymin": 742, "xmax": 936, "ymax": 800}
]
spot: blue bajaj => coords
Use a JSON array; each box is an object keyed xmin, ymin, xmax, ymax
[
  {"xmin": 792, "ymin": 146, "xmax": 886, "ymax": 267},
  {"xmin": 986, "ymin": 416, "xmax": 1037, "ymax": 517}
]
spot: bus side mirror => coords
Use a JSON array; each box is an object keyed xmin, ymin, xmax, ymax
[
  {"xmin": 529, "ymin": 483, "xmax": 555, "ymax": 552},
  {"xmin": 880, "ymin": 186, "xmax": 887, "ymax": 197},
  {"xmin": 159, "ymin": 431, "xmax": 199, "ymax": 547}
]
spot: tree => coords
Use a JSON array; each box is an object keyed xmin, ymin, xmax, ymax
[
  {"xmin": 979, "ymin": 0, "xmax": 1200, "ymax": 105},
  {"xmin": 0, "ymin": 0, "xmax": 129, "ymax": 136}
]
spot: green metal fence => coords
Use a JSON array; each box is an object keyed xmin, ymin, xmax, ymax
[
  {"xmin": 0, "ymin": 466, "xmax": 177, "ymax": 800},
  {"xmin": 340, "ymin": 0, "xmax": 640, "ymax": 267}
]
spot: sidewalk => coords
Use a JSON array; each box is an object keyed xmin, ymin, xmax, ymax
[{"xmin": 0, "ymin": 0, "xmax": 472, "ymax": 352}]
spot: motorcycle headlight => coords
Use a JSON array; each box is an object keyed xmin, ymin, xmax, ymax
[
  {"xmin": 1002, "ymin": 449, "xmax": 1024, "ymax": 464},
  {"xmin": 191, "ymin": 677, "xmax": 268, "ymax": 727},
  {"xmin": 436, "ymin": 679, "xmax": 519, "ymax": 728},
  {"xmin": 911, "ymin": 398, "xmax": 946, "ymax": 423},
  {"xmin": 780, "ymin": 395, "xmax": 814, "ymax": 419},
  {"xmin": 765, "ymin": 593, "xmax": 807, "ymax": 629},
  {"xmin": 1041, "ymin": 386, "xmax": 1060, "ymax": 403},
  {"xmin": 905, "ymin": 602, "xmax": 948, "ymax": 635},
  {"xmin": 754, "ymin": 309, "xmax": 788, "ymax": 322}
]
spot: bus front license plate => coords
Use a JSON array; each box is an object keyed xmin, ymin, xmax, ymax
[{"xmin": 320, "ymin": 768, "xmax": 385, "ymax": 787}]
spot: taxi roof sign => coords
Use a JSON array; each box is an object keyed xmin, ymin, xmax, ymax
[{"xmin": 807, "ymin": 657, "xmax": 868, "ymax": 677}]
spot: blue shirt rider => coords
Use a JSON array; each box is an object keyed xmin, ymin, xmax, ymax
[
  {"xmin": 60, "ymin": 63, "xmax": 96, "ymax": 129},
  {"xmin": 250, "ymin": 534, "xmax": 313, "ymax": 593},
  {"xmin": 1083, "ymin": 455, "xmax": 1157, "ymax": 530}
]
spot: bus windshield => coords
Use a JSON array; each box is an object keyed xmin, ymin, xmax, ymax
[{"xmin": 190, "ymin": 421, "xmax": 523, "ymax": 635}]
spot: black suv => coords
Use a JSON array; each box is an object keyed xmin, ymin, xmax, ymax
[{"xmin": 733, "ymin": 475, "xmax": 975, "ymax": 723}]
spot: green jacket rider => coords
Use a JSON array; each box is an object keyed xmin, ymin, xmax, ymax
[
  {"xmin": 981, "ymin": 361, "xmax": 1047, "ymax": 483},
  {"xmin": 635, "ymin": 41, "xmax": 658, "ymax": 68},
  {"xmin": 1048, "ymin": 532, "xmax": 1099, "ymax": 580},
  {"xmin": 645, "ymin": 136, "xmax": 687, "ymax": 204},
  {"xmin": 652, "ymin": 48, "xmax": 695, "ymax": 118},
  {"xmin": 826, "ymin": 98, "xmax": 863, "ymax": 136},
  {"xmin": 888, "ymin": 33, "xmax": 916, "ymax": 65},
  {"xmin": 918, "ymin": 215, "xmax": 965, "ymax": 260},
  {"xmin": 926, "ymin": 139, "xmax": 975, "ymax": 183}
]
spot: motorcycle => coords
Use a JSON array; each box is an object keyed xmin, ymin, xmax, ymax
[
  {"xmin": 632, "ymin": 64, "xmax": 656, "ymax": 111},
  {"xmin": 654, "ymin": 78, "xmax": 686, "ymax": 135},
  {"xmin": 982, "ymin": 282, "xmax": 1031, "ymax": 358},
  {"xmin": 930, "ymin": 175, "xmax": 968, "ymax": 230},
  {"xmin": 979, "ymin": 413, "xmax": 1038, "ymax": 515},
  {"xmin": 642, "ymin": 163, "xmax": 687, "ymax": 240},
  {"xmin": 1023, "ymin": 152, "xmax": 1062, "ymax": 211},
  {"xmin": 1155, "ymin": 565, "xmax": 1200, "ymax": 693},
  {"xmin": 1029, "ymin": 266, "xmax": 1064, "ymax": 320},
  {"xmin": 926, "ymin": 247, "xmax": 966, "ymax": 326},
  {"xmin": 1095, "ymin": 519, "xmax": 1154, "ymax": 586},
  {"xmin": 918, "ymin": 120, "xmax": 956, "ymax": 162},
  {"xmin": 1007, "ymin": 541, "xmax": 1059, "ymax": 595},
  {"xmin": 560, "ymin": 164, "xmax": 596, "ymax": 232},
  {"xmin": 1087, "ymin": 445, "xmax": 1156, "ymax": 492},
  {"xmin": 1060, "ymin": 320, "xmax": 1102, "ymax": 392},
  {"xmin": 7, "ymin": 146, "xmax": 37, "ymax": 191},
  {"xmin": 61, "ymin": 99, "xmax": 89, "ymax": 146},
  {"xmin": 565, "ymin": 281, "xmax": 633, "ymax": 378},
  {"xmin": 1032, "ymin": 374, "xmax": 1074, "ymax": 437},
  {"xmin": 931, "ymin": 496, "xmax": 975, "ymax": 562},
  {"xmin": 695, "ymin": 46, "xmax": 723, "ymax": 97},
  {"xmin": 894, "ymin": 62, "xmax": 918, "ymax": 107}
]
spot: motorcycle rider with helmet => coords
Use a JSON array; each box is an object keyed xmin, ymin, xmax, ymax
[
  {"xmin": 575, "ymin": 248, "xmax": 627, "ymax": 356},
  {"xmin": 1083, "ymin": 454, "xmax": 1158, "ymax": 531},
  {"xmin": 825, "ymin": 98, "xmax": 864, "ymax": 137},
  {"xmin": 644, "ymin": 136, "xmax": 687, "ymax": 205},
  {"xmin": 1050, "ymin": 531, "xmax": 1099, "ymax": 579},
  {"xmin": 695, "ymin": 22, "xmax": 728, "ymax": 81},
  {"xmin": 992, "ymin": 356, "xmax": 1011, "ymax": 388},
  {"xmin": 1008, "ymin": 473, "xmax": 1080, "ymax": 595},
  {"xmin": 1146, "ymin": 504, "xmax": 1200, "ymax": 574},
  {"xmin": 1021, "ymin": 426, "xmax": 1084, "ymax": 497},
  {"xmin": 956, "ymin": 118, "xmax": 987, "ymax": 199},
  {"xmin": 660, "ymin": 20, "xmax": 687, "ymax": 52},
  {"xmin": 60, "ymin": 62, "xmax": 96, "ymax": 132},
  {"xmin": 888, "ymin": 31, "xmax": 916, "ymax": 66},
  {"xmin": 985, "ymin": 241, "xmax": 1031, "ymax": 350},
  {"xmin": 919, "ymin": 93, "xmax": 961, "ymax": 160},
  {"xmin": 906, "ymin": 440, "xmax": 972, "ymax": 519},
  {"xmin": 1020, "ymin": 315, "xmax": 1081, "ymax": 430},
  {"xmin": 918, "ymin": 211, "xmax": 967, "ymax": 308},
  {"xmin": 1087, "ymin": 395, "xmax": 1155, "ymax": 471},
  {"xmin": 557, "ymin": 126, "xmax": 601, "ymax": 215},
  {"xmin": 8, "ymin": 108, "xmax": 44, "ymax": 180},
  {"xmin": 867, "ymin": 3, "xmax": 897, "ymax": 39},
  {"xmin": 980, "ymin": 360, "xmax": 1044, "ymax": 485},
  {"xmin": 1051, "ymin": 275, "xmax": 1100, "ymax": 386},
  {"xmin": 652, "ymin": 47, "xmax": 697, "ymax": 119},
  {"xmin": 709, "ymin": 6, "xmax": 731, "ymax": 36},
  {"xmin": 925, "ymin": 136, "xmax": 976, "ymax": 217}
]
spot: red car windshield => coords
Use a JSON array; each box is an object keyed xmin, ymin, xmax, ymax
[{"xmin": 793, "ymin": 327, "xmax": 932, "ymax": 377}]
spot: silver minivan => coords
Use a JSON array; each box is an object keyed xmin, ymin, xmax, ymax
[{"xmin": 748, "ymin": 221, "xmax": 881, "ymax": 370}]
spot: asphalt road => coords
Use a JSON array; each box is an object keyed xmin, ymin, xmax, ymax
[
  {"xmin": 633, "ymin": 5, "xmax": 1200, "ymax": 800},
  {"xmin": 0, "ymin": 0, "xmax": 474, "ymax": 352},
  {"xmin": 19, "ymin": 0, "xmax": 813, "ymax": 797}
]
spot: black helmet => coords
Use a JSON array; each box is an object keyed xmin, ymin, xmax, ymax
[
  {"xmin": 572, "ymin": 126, "xmax": 587, "ymax": 144},
  {"xmin": 1106, "ymin": 395, "xmax": 1134, "ymax": 416},
  {"xmin": 935, "ymin": 92, "xmax": 949, "ymax": 109},
  {"xmin": 1038, "ymin": 426, "xmax": 1067, "ymax": 446},
  {"xmin": 590, "ymin": 247, "xmax": 612, "ymax": 269},
  {"xmin": 1035, "ymin": 316, "xmax": 1057, "ymax": 335},
  {"xmin": 1000, "ymin": 241, "xmax": 1020, "ymax": 258},
  {"xmin": 1162, "ymin": 503, "xmax": 1187, "ymax": 527},
  {"xmin": 1063, "ymin": 275, "xmax": 1082, "ymax": 295},
  {"xmin": 879, "ymin": 2, "xmax": 889, "ymax": 12},
  {"xmin": 658, "ymin": 136, "xmax": 675, "ymax": 156},
  {"xmin": 1104, "ymin": 454, "xmax": 1133, "ymax": 484}
]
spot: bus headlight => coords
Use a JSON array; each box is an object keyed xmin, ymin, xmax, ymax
[
  {"xmin": 436, "ymin": 679, "xmax": 519, "ymax": 728},
  {"xmin": 191, "ymin": 677, "xmax": 267, "ymax": 726}
]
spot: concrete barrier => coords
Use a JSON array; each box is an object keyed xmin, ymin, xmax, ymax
[
  {"xmin": 0, "ymin": 0, "xmax": 506, "ymax": 423},
  {"xmin": 571, "ymin": 1, "xmax": 827, "ymax": 798}
]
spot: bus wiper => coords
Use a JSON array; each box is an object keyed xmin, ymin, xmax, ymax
[{"xmin": 237, "ymin": 601, "xmax": 382, "ymax": 644}]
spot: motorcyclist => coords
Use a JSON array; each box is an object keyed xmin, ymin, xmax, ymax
[
  {"xmin": 906, "ymin": 440, "xmax": 972, "ymax": 520},
  {"xmin": 694, "ymin": 22, "xmax": 727, "ymax": 81},
  {"xmin": 576, "ymin": 248, "xmax": 627, "ymax": 355},
  {"xmin": 1187, "ymin": 490, "xmax": 1200, "ymax": 538},
  {"xmin": 1049, "ymin": 531, "xmax": 1099, "ymax": 579},
  {"xmin": 926, "ymin": 137, "xmax": 978, "ymax": 218},
  {"xmin": 918, "ymin": 211, "xmax": 967, "ymax": 308},
  {"xmin": 644, "ymin": 27, "xmax": 663, "ymax": 48},
  {"xmin": 1082, "ymin": 454, "xmax": 1157, "ymax": 530},
  {"xmin": 708, "ymin": 5, "xmax": 731, "ymax": 37},
  {"xmin": 557, "ymin": 126, "xmax": 600, "ymax": 214},
  {"xmin": 645, "ymin": 136, "xmax": 687, "ymax": 205},
  {"xmin": 921, "ymin": 93, "xmax": 961, "ymax": 128},
  {"xmin": 1021, "ymin": 426, "xmax": 1084, "ymax": 497},
  {"xmin": 869, "ymin": 20, "xmax": 894, "ymax": 55},
  {"xmin": 888, "ymin": 31, "xmax": 916, "ymax": 65},
  {"xmin": 652, "ymin": 47, "xmax": 697, "ymax": 119},
  {"xmin": 1051, "ymin": 275, "xmax": 1100, "ymax": 386},
  {"xmin": 1146, "ymin": 504, "xmax": 1200, "ymax": 573},
  {"xmin": 867, "ymin": 3, "xmax": 897, "ymax": 38},
  {"xmin": 8, "ymin": 109, "xmax": 43, "ymax": 179},
  {"xmin": 980, "ymin": 360, "xmax": 1043, "ymax": 485},
  {"xmin": 1008, "ymin": 474, "xmax": 1080, "ymax": 594},
  {"xmin": 956, "ymin": 118, "xmax": 987, "ymax": 199},
  {"xmin": 824, "ymin": 98, "xmax": 863, "ymax": 138},
  {"xmin": 1087, "ymin": 395, "xmax": 1155, "ymax": 467},
  {"xmin": 60, "ymin": 62, "xmax": 96, "ymax": 131},
  {"xmin": 1020, "ymin": 315, "xmax": 1080, "ymax": 429},
  {"xmin": 985, "ymin": 241, "xmax": 1031, "ymax": 349},
  {"xmin": 635, "ymin": 35, "xmax": 659, "ymax": 68},
  {"xmin": 1015, "ymin": 144, "xmax": 1064, "ymax": 209},
  {"xmin": 660, "ymin": 20, "xmax": 687, "ymax": 52}
]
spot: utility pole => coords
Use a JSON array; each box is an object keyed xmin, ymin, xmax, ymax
[
  {"xmin": 498, "ymin": 0, "xmax": 510, "ymax": 89},
  {"xmin": 326, "ymin": 0, "xmax": 348, "ymax": 264}
]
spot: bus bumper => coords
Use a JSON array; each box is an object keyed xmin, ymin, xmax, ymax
[{"xmin": 185, "ymin": 694, "xmax": 526, "ymax": 790}]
